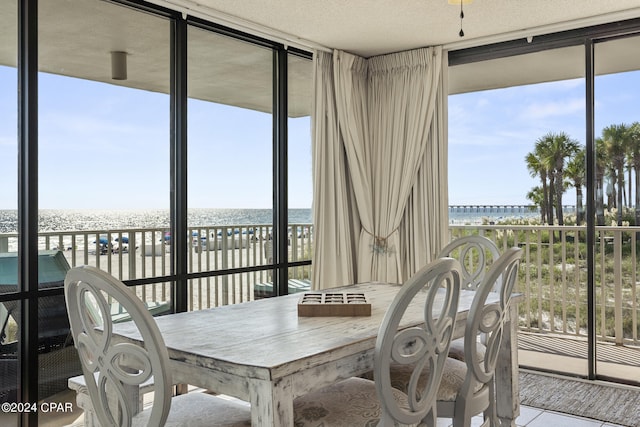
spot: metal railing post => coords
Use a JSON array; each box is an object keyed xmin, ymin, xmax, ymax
[
  {"xmin": 129, "ymin": 233, "xmax": 137, "ymax": 280},
  {"xmin": 221, "ymin": 228, "xmax": 229, "ymax": 306},
  {"xmin": 614, "ymin": 229, "xmax": 623, "ymax": 345}
]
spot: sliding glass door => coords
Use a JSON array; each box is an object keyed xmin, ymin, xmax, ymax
[
  {"xmin": 449, "ymin": 24, "xmax": 640, "ymax": 384},
  {"xmin": 450, "ymin": 44, "xmax": 589, "ymax": 377},
  {"xmin": 593, "ymin": 33, "xmax": 640, "ymax": 382}
]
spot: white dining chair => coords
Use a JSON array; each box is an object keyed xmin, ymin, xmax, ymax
[
  {"xmin": 64, "ymin": 265, "xmax": 251, "ymax": 427},
  {"xmin": 437, "ymin": 235, "xmax": 501, "ymax": 291},
  {"xmin": 293, "ymin": 257, "xmax": 462, "ymax": 427},
  {"xmin": 388, "ymin": 247, "xmax": 522, "ymax": 427},
  {"xmin": 437, "ymin": 235, "xmax": 501, "ymax": 362}
]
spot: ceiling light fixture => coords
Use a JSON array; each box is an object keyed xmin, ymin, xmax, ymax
[
  {"xmin": 448, "ymin": 0, "xmax": 473, "ymax": 37},
  {"xmin": 111, "ymin": 51, "xmax": 128, "ymax": 81}
]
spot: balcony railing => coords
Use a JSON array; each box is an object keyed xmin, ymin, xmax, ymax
[
  {"xmin": 2, "ymin": 222, "xmax": 639, "ymax": 347},
  {"xmin": 0, "ymin": 224, "xmax": 313, "ymax": 311},
  {"xmin": 449, "ymin": 224, "xmax": 640, "ymax": 347}
]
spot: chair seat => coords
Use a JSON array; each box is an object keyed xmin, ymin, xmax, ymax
[
  {"xmin": 397, "ymin": 358, "xmax": 482, "ymax": 402},
  {"xmin": 447, "ymin": 337, "xmax": 486, "ymax": 362},
  {"xmin": 293, "ymin": 377, "xmax": 414, "ymax": 427},
  {"xmin": 364, "ymin": 357, "xmax": 482, "ymax": 403},
  {"xmin": 132, "ymin": 392, "xmax": 251, "ymax": 427}
]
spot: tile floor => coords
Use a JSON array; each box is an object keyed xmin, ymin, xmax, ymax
[
  {"xmin": 56, "ymin": 392, "xmax": 629, "ymax": 427},
  {"xmin": 60, "ymin": 404, "xmax": 626, "ymax": 427},
  {"xmin": 435, "ymin": 405, "xmax": 627, "ymax": 427}
]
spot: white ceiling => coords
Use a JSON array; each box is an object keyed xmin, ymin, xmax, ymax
[
  {"xmin": 156, "ymin": 0, "xmax": 640, "ymax": 57},
  {"xmin": 152, "ymin": 0, "xmax": 640, "ymax": 96},
  {"xmin": 2, "ymin": 0, "xmax": 640, "ymax": 115}
]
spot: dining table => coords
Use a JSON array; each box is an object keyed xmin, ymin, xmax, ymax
[{"xmin": 113, "ymin": 282, "xmax": 522, "ymax": 427}]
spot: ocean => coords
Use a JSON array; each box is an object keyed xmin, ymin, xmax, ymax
[
  {"xmin": 0, "ymin": 208, "xmax": 314, "ymax": 233},
  {"xmin": 0, "ymin": 206, "xmax": 557, "ymax": 253},
  {"xmin": 0, "ymin": 206, "xmax": 555, "ymax": 234}
]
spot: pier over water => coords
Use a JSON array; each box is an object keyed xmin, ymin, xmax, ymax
[{"xmin": 448, "ymin": 205, "xmax": 577, "ymax": 214}]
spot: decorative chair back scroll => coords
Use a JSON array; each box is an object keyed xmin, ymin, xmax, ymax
[
  {"xmin": 455, "ymin": 246, "xmax": 522, "ymax": 427},
  {"xmin": 464, "ymin": 246, "xmax": 521, "ymax": 393},
  {"xmin": 374, "ymin": 257, "xmax": 462, "ymax": 426},
  {"xmin": 437, "ymin": 235, "xmax": 500, "ymax": 291},
  {"xmin": 64, "ymin": 265, "xmax": 171, "ymax": 427}
]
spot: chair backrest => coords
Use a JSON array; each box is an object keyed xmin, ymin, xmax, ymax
[
  {"xmin": 64, "ymin": 265, "xmax": 171, "ymax": 427},
  {"xmin": 462, "ymin": 247, "xmax": 522, "ymax": 397},
  {"xmin": 374, "ymin": 257, "xmax": 461, "ymax": 425},
  {"xmin": 437, "ymin": 235, "xmax": 500, "ymax": 291}
]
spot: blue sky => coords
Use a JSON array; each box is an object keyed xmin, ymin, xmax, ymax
[
  {"xmin": 0, "ymin": 68, "xmax": 312, "ymax": 210},
  {"xmin": 448, "ymin": 79, "xmax": 585, "ymax": 205},
  {"xmin": 448, "ymin": 70, "xmax": 640, "ymax": 206},
  {"xmin": 1, "ymin": 66, "xmax": 638, "ymax": 209}
]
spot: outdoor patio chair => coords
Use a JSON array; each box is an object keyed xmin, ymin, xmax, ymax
[
  {"xmin": 386, "ymin": 247, "xmax": 522, "ymax": 427},
  {"xmin": 293, "ymin": 257, "xmax": 461, "ymax": 426},
  {"xmin": 437, "ymin": 235, "xmax": 501, "ymax": 362},
  {"xmin": 64, "ymin": 265, "xmax": 251, "ymax": 427},
  {"xmin": 0, "ymin": 250, "xmax": 82, "ymax": 402}
]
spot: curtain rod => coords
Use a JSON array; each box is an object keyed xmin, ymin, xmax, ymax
[
  {"xmin": 444, "ymin": 7, "xmax": 640, "ymax": 51},
  {"xmin": 145, "ymin": 0, "xmax": 331, "ymax": 53}
]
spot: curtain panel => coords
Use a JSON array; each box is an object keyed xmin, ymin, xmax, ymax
[
  {"xmin": 312, "ymin": 47, "xmax": 448, "ymax": 288},
  {"xmin": 399, "ymin": 52, "xmax": 449, "ymax": 280},
  {"xmin": 311, "ymin": 51, "xmax": 359, "ymax": 289}
]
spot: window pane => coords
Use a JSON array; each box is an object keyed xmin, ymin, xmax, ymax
[
  {"xmin": 449, "ymin": 45, "xmax": 588, "ymax": 377},
  {"xmin": 37, "ymin": 0, "xmax": 170, "ymax": 422},
  {"xmin": 288, "ymin": 53, "xmax": 312, "ymax": 287},
  {"xmin": 38, "ymin": 0, "xmax": 171, "ymax": 282},
  {"xmin": 0, "ymin": 0, "xmax": 18, "ymax": 422},
  {"xmin": 594, "ymin": 34, "xmax": 640, "ymax": 381},
  {"xmin": 187, "ymin": 26, "xmax": 273, "ymax": 307},
  {"xmin": 37, "ymin": 295, "xmax": 82, "ymax": 402},
  {"xmin": 0, "ymin": 0, "xmax": 17, "ymax": 285},
  {"xmin": 0, "ymin": 301, "xmax": 19, "ymax": 425}
]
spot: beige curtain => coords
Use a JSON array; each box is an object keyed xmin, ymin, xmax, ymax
[
  {"xmin": 363, "ymin": 47, "xmax": 444, "ymax": 283},
  {"xmin": 399, "ymin": 52, "xmax": 449, "ymax": 280},
  {"xmin": 312, "ymin": 47, "xmax": 448, "ymax": 288},
  {"xmin": 311, "ymin": 51, "xmax": 358, "ymax": 289},
  {"xmin": 331, "ymin": 51, "xmax": 377, "ymax": 283}
]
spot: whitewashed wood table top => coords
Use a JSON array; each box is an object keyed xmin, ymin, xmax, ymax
[{"xmin": 114, "ymin": 282, "xmax": 489, "ymax": 380}]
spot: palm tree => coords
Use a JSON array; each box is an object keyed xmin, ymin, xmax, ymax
[
  {"xmin": 595, "ymin": 137, "xmax": 608, "ymax": 225},
  {"xmin": 627, "ymin": 146, "xmax": 633, "ymax": 209},
  {"xmin": 629, "ymin": 122, "xmax": 640, "ymax": 226},
  {"xmin": 602, "ymin": 124, "xmax": 630, "ymax": 225},
  {"xmin": 525, "ymin": 151, "xmax": 550, "ymax": 224},
  {"xmin": 530, "ymin": 136, "xmax": 556, "ymax": 224},
  {"xmin": 565, "ymin": 148, "xmax": 585, "ymax": 224},
  {"xmin": 548, "ymin": 132, "xmax": 580, "ymax": 225},
  {"xmin": 526, "ymin": 186, "xmax": 545, "ymax": 223},
  {"xmin": 533, "ymin": 132, "xmax": 579, "ymax": 225}
]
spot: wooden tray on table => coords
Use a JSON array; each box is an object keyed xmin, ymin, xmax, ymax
[{"xmin": 297, "ymin": 292, "xmax": 371, "ymax": 317}]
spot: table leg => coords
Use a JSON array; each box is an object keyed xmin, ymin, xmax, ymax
[
  {"xmin": 249, "ymin": 377, "xmax": 293, "ymax": 427},
  {"xmin": 495, "ymin": 302, "xmax": 520, "ymax": 427}
]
